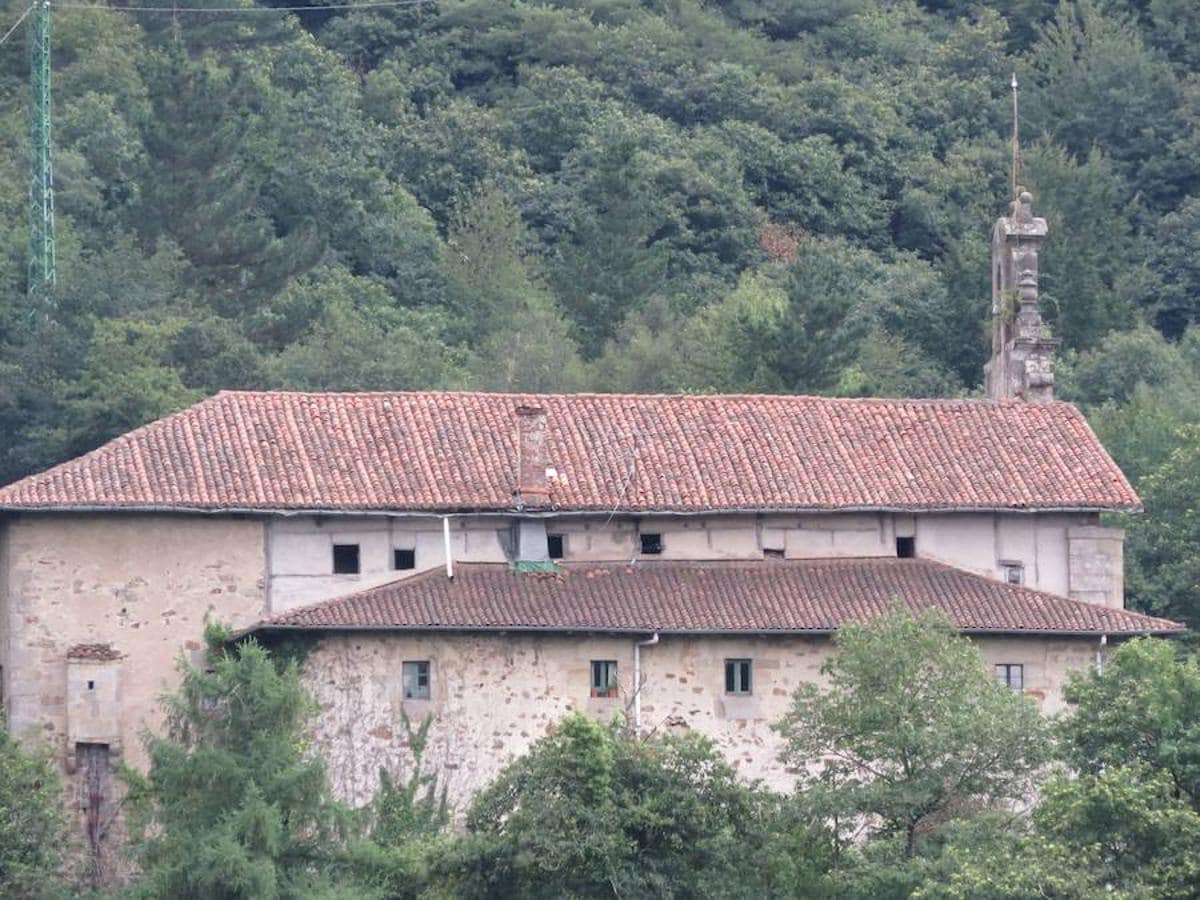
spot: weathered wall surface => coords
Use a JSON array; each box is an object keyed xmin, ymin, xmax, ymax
[
  {"xmin": 0, "ymin": 514, "xmax": 267, "ymax": 769},
  {"xmin": 1067, "ymin": 526, "xmax": 1125, "ymax": 608},
  {"xmin": 269, "ymin": 510, "xmax": 1120, "ymax": 610},
  {"xmin": 301, "ymin": 631, "xmax": 1100, "ymax": 811}
]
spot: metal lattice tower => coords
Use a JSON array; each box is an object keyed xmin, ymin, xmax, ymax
[{"xmin": 28, "ymin": 0, "xmax": 54, "ymax": 296}]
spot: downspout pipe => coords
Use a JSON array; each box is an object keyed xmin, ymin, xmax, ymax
[
  {"xmin": 443, "ymin": 515, "xmax": 454, "ymax": 580},
  {"xmin": 633, "ymin": 632, "xmax": 660, "ymax": 733},
  {"xmin": 1096, "ymin": 633, "xmax": 1107, "ymax": 673}
]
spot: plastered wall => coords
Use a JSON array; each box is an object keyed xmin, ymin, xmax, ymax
[
  {"xmin": 300, "ymin": 631, "xmax": 1100, "ymax": 811},
  {"xmin": 0, "ymin": 513, "xmax": 267, "ymax": 769},
  {"xmin": 268, "ymin": 516, "xmax": 508, "ymax": 612},
  {"xmin": 269, "ymin": 511, "xmax": 1125, "ymax": 609}
]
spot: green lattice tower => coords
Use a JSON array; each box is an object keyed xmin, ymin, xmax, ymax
[{"xmin": 28, "ymin": 0, "xmax": 54, "ymax": 296}]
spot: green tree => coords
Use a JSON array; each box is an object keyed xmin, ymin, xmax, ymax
[
  {"xmin": 1145, "ymin": 196, "xmax": 1200, "ymax": 338},
  {"xmin": 1026, "ymin": 0, "xmax": 1195, "ymax": 214},
  {"xmin": 1036, "ymin": 766, "xmax": 1200, "ymax": 896},
  {"xmin": 0, "ymin": 715, "xmax": 70, "ymax": 898},
  {"xmin": 124, "ymin": 625, "xmax": 355, "ymax": 899},
  {"xmin": 775, "ymin": 606, "xmax": 1051, "ymax": 860},
  {"xmin": 265, "ymin": 268, "xmax": 466, "ymax": 392},
  {"xmin": 133, "ymin": 47, "xmax": 322, "ymax": 316},
  {"xmin": 432, "ymin": 713, "xmax": 787, "ymax": 898},
  {"xmin": 1059, "ymin": 637, "xmax": 1200, "ymax": 805},
  {"xmin": 59, "ymin": 318, "xmax": 202, "ymax": 459},
  {"xmin": 1125, "ymin": 429, "xmax": 1200, "ymax": 630},
  {"xmin": 914, "ymin": 816, "xmax": 1106, "ymax": 900}
]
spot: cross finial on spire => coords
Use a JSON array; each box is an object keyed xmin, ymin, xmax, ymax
[{"xmin": 1011, "ymin": 72, "xmax": 1020, "ymax": 199}]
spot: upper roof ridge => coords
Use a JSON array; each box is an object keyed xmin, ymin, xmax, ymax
[{"xmin": 211, "ymin": 387, "xmax": 1068, "ymax": 408}]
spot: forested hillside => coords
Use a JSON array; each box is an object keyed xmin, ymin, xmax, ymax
[{"xmin": 1, "ymin": 0, "xmax": 1199, "ymax": 625}]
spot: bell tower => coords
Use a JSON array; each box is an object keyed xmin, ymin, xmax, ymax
[
  {"xmin": 984, "ymin": 74, "xmax": 1059, "ymax": 402},
  {"xmin": 983, "ymin": 188, "xmax": 1059, "ymax": 402}
]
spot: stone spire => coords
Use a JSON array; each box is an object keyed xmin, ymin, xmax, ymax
[{"xmin": 983, "ymin": 189, "xmax": 1060, "ymax": 403}]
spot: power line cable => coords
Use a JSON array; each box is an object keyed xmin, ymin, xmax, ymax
[
  {"xmin": 56, "ymin": 0, "xmax": 429, "ymax": 11},
  {"xmin": 0, "ymin": 3, "xmax": 34, "ymax": 46}
]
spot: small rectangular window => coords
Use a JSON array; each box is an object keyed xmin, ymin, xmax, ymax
[
  {"xmin": 393, "ymin": 548, "xmax": 416, "ymax": 570},
  {"xmin": 896, "ymin": 536, "xmax": 916, "ymax": 558},
  {"xmin": 591, "ymin": 660, "xmax": 618, "ymax": 698},
  {"xmin": 547, "ymin": 534, "xmax": 565, "ymax": 559},
  {"xmin": 332, "ymin": 543, "xmax": 360, "ymax": 574},
  {"xmin": 403, "ymin": 661, "xmax": 431, "ymax": 699},
  {"xmin": 994, "ymin": 663, "xmax": 1024, "ymax": 691},
  {"xmin": 1001, "ymin": 562, "xmax": 1024, "ymax": 585},
  {"xmin": 763, "ymin": 547, "xmax": 785, "ymax": 559},
  {"xmin": 640, "ymin": 533, "xmax": 663, "ymax": 555},
  {"xmin": 86, "ymin": 680, "xmax": 95, "ymax": 691},
  {"xmin": 725, "ymin": 659, "xmax": 752, "ymax": 695}
]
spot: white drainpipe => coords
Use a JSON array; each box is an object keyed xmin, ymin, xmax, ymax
[
  {"xmin": 633, "ymin": 633, "xmax": 660, "ymax": 733},
  {"xmin": 443, "ymin": 516, "xmax": 454, "ymax": 580},
  {"xmin": 1096, "ymin": 633, "xmax": 1107, "ymax": 673}
]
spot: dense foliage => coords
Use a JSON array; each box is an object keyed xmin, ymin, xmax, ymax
[
  {"xmin": 0, "ymin": 714, "xmax": 71, "ymax": 898},
  {"xmin": 431, "ymin": 713, "xmax": 785, "ymax": 898},
  {"xmin": 123, "ymin": 625, "xmax": 356, "ymax": 898},
  {"xmin": 776, "ymin": 607, "xmax": 1050, "ymax": 860}
]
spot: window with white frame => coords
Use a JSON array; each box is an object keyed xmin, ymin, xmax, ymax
[{"xmin": 725, "ymin": 659, "xmax": 752, "ymax": 695}]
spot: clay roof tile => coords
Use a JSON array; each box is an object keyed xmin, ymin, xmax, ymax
[
  {"xmin": 251, "ymin": 559, "xmax": 1181, "ymax": 637},
  {"xmin": 0, "ymin": 391, "xmax": 1140, "ymax": 513}
]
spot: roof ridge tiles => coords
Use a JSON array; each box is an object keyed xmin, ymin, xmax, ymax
[{"xmin": 213, "ymin": 387, "xmax": 1062, "ymax": 408}]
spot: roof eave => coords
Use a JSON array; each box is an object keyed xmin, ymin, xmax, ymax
[
  {"xmin": 0, "ymin": 502, "xmax": 1145, "ymax": 516},
  {"xmin": 240, "ymin": 622, "xmax": 1183, "ymax": 640}
]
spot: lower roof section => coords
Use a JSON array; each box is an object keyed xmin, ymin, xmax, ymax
[{"xmin": 251, "ymin": 558, "xmax": 1183, "ymax": 638}]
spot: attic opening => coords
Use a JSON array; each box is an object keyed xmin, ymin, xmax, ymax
[
  {"xmin": 393, "ymin": 548, "xmax": 416, "ymax": 571},
  {"xmin": 896, "ymin": 536, "xmax": 916, "ymax": 558},
  {"xmin": 547, "ymin": 534, "xmax": 565, "ymax": 559},
  {"xmin": 332, "ymin": 544, "xmax": 360, "ymax": 574},
  {"xmin": 640, "ymin": 533, "xmax": 663, "ymax": 555}
]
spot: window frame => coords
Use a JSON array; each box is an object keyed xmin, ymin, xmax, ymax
[
  {"xmin": 547, "ymin": 533, "xmax": 565, "ymax": 560},
  {"xmin": 1001, "ymin": 561, "xmax": 1025, "ymax": 585},
  {"xmin": 994, "ymin": 663, "xmax": 1024, "ymax": 691},
  {"xmin": 332, "ymin": 543, "xmax": 361, "ymax": 575},
  {"xmin": 725, "ymin": 658, "xmax": 753, "ymax": 695},
  {"xmin": 896, "ymin": 536, "xmax": 916, "ymax": 558},
  {"xmin": 393, "ymin": 548, "xmax": 416, "ymax": 571},
  {"xmin": 590, "ymin": 660, "xmax": 619, "ymax": 698},
  {"xmin": 402, "ymin": 660, "xmax": 431, "ymax": 700}
]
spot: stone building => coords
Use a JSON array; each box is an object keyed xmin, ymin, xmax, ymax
[{"xmin": 0, "ymin": 190, "xmax": 1183, "ymax": 848}]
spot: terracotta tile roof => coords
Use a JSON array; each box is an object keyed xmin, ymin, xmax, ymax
[
  {"xmin": 66, "ymin": 643, "xmax": 123, "ymax": 661},
  {"xmin": 252, "ymin": 559, "xmax": 1182, "ymax": 637},
  {"xmin": 0, "ymin": 390, "xmax": 1139, "ymax": 513}
]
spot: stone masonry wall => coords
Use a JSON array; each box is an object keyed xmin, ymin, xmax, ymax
[
  {"xmin": 0, "ymin": 513, "xmax": 267, "ymax": 767},
  {"xmin": 301, "ymin": 631, "xmax": 1100, "ymax": 811}
]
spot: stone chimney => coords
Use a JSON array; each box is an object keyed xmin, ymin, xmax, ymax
[
  {"xmin": 983, "ymin": 189, "xmax": 1061, "ymax": 402},
  {"xmin": 514, "ymin": 404, "xmax": 551, "ymax": 508}
]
